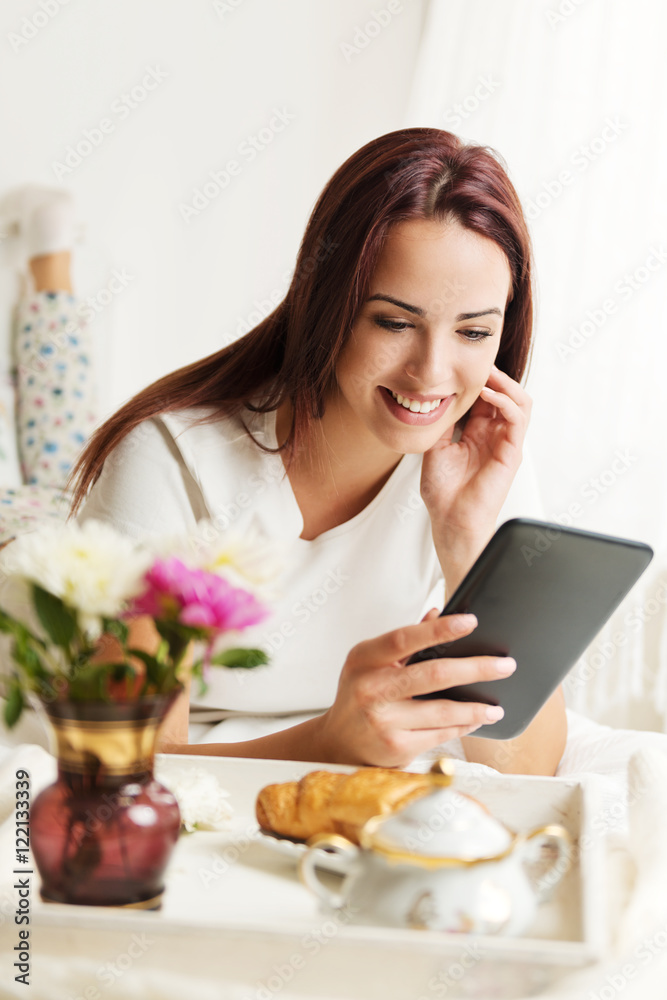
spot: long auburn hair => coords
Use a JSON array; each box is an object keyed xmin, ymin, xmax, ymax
[{"xmin": 68, "ymin": 127, "xmax": 534, "ymax": 517}]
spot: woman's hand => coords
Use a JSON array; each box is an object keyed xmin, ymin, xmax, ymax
[
  {"xmin": 316, "ymin": 607, "xmax": 516, "ymax": 768},
  {"xmin": 420, "ymin": 365, "xmax": 532, "ymax": 539}
]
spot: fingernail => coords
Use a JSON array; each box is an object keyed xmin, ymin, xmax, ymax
[
  {"xmin": 452, "ymin": 614, "xmax": 477, "ymax": 633},
  {"xmin": 496, "ymin": 657, "xmax": 516, "ymax": 674},
  {"xmin": 486, "ymin": 705, "xmax": 504, "ymax": 722}
]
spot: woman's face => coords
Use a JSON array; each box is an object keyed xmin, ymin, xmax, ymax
[{"xmin": 330, "ymin": 217, "xmax": 513, "ymax": 456}]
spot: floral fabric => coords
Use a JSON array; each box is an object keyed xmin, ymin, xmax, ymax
[
  {"xmin": 14, "ymin": 290, "xmax": 97, "ymax": 488},
  {"xmin": 0, "ymin": 290, "xmax": 97, "ymax": 545},
  {"xmin": 0, "ymin": 485, "xmax": 71, "ymax": 545},
  {"xmin": 0, "ymin": 373, "xmax": 21, "ymax": 488}
]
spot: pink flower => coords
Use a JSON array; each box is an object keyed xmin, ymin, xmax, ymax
[{"xmin": 127, "ymin": 557, "xmax": 270, "ymax": 635}]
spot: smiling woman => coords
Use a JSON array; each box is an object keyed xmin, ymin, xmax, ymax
[{"xmin": 65, "ymin": 127, "xmax": 566, "ymax": 774}]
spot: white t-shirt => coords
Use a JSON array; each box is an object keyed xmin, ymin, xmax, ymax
[{"xmin": 77, "ymin": 404, "xmax": 545, "ymax": 725}]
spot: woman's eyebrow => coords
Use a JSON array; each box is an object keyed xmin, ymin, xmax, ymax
[
  {"xmin": 366, "ymin": 293, "xmax": 502, "ymax": 322},
  {"xmin": 457, "ymin": 308, "xmax": 503, "ymax": 320},
  {"xmin": 366, "ymin": 293, "xmax": 425, "ymax": 316}
]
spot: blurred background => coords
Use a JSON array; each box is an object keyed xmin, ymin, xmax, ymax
[{"xmin": 1, "ymin": 0, "xmax": 666, "ymax": 727}]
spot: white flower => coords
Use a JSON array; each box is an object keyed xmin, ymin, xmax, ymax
[
  {"xmin": 146, "ymin": 521, "xmax": 287, "ymax": 604},
  {"xmin": 0, "ymin": 519, "xmax": 153, "ymax": 636},
  {"xmin": 155, "ymin": 765, "xmax": 234, "ymax": 833}
]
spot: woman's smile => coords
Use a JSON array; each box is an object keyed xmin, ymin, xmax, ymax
[{"xmin": 379, "ymin": 385, "xmax": 455, "ymax": 424}]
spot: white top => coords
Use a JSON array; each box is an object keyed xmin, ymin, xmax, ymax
[{"xmin": 76, "ymin": 405, "xmax": 545, "ymax": 720}]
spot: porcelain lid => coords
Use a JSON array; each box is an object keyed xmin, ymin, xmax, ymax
[{"xmin": 360, "ymin": 759, "xmax": 514, "ymax": 864}]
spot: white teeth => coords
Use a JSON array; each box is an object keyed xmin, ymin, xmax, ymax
[{"xmin": 390, "ymin": 390, "xmax": 442, "ymax": 413}]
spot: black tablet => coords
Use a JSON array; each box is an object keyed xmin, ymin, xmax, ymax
[{"xmin": 408, "ymin": 517, "xmax": 653, "ymax": 739}]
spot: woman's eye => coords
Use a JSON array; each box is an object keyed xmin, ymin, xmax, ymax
[
  {"xmin": 373, "ymin": 316, "xmax": 413, "ymax": 333},
  {"xmin": 373, "ymin": 316, "xmax": 493, "ymax": 341},
  {"xmin": 460, "ymin": 329, "xmax": 493, "ymax": 342}
]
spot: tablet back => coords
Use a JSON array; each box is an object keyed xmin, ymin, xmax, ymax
[{"xmin": 409, "ymin": 517, "xmax": 654, "ymax": 739}]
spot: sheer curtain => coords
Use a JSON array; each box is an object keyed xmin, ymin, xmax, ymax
[{"xmin": 404, "ymin": 0, "xmax": 667, "ymax": 729}]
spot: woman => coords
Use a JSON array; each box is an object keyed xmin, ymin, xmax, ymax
[{"xmin": 68, "ymin": 127, "xmax": 567, "ymax": 774}]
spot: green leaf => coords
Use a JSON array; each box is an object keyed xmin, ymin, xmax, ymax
[
  {"xmin": 190, "ymin": 661, "xmax": 208, "ymax": 697},
  {"xmin": 11, "ymin": 636, "xmax": 50, "ymax": 684},
  {"xmin": 154, "ymin": 623, "xmax": 192, "ymax": 664},
  {"xmin": 0, "ymin": 609, "xmax": 47, "ymax": 650},
  {"xmin": 126, "ymin": 648, "xmax": 168, "ymax": 690},
  {"xmin": 33, "ymin": 585, "xmax": 77, "ymax": 648},
  {"xmin": 102, "ymin": 617, "xmax": 129, "ymax": 646},
  {"xmin": 67, "ymin": 663, "xmax": 113, "ymax": 701},
  {"xmin": 3, "ymin": 680, "xmax": 24, "ymax": 728},
  {"xmin": 207, "ymin": 647, "xmax": 269, "ymax": 669}
]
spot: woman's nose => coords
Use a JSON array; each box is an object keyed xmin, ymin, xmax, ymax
[{"xmin": 404, "ymin": 336, "xmax": 453, "ymax": 387}]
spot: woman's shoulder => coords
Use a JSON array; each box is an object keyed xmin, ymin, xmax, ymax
[
  {"xmin": 153, "ymin": 404, "xmax": 266, "ymax": 446},
  {"xmin": 148, "ymin": 403, "xmax": 274, "ymax": 485}
]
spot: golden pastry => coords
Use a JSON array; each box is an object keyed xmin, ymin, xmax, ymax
[{"xmin": 256, "ymin": 767, "xmax": 432, "ymax": 844}]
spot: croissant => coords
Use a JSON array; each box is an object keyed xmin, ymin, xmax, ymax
[{"xmin": 256, "ymin": 767, "xmax": 432, "ymax": 844}]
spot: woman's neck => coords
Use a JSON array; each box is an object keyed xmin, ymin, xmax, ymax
[{"xmin": 274, "ymin": 397, "xmax": 403, "ymax": 508}]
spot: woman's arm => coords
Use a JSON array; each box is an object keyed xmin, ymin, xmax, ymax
[
  {"xmin": 459, "ymin": 684, "xmax": 567, "ymax": 776},
  {"xmin": 154, "ymin": 612, "xmax": 518, "ymax": 767},
  {"xmin": 157, "ymin": 711, "xmax": 337, "ymax": 762}
]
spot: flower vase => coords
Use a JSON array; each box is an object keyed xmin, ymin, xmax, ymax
[{"xmin": 30, "ymin": 692, "xmax": 181, "ymax": 909}]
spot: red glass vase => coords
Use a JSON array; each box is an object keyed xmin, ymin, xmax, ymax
[{"xmin": 30, "ymin": 693, "xmax": 181, "ymax": 909}]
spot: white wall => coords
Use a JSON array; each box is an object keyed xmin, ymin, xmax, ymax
[{"xmin": 0, "ymin": 0, "xmax": 425, "ymax": 418}]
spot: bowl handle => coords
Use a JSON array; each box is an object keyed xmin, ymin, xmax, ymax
[
  {"xmin": 298, "ymin": 833, "xmax": 358, "ymax": 909},
  {"xmin": 523, "ymin": 824, "xmax": 574, "ymax": 901}
]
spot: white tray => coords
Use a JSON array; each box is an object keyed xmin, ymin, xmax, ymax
[{"xmin": 31, "ymin": 755, "xmax": 607, "ymax": 999}]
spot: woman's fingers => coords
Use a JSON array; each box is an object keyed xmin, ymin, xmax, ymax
[
  {"xmin": 481, "ymin": 368, "xmax": 532, "ymax": 446},
  {"xmin": 392, "ymin": 694, "xmax": 504, "ymax": 733},
  {"xmin": 478, "ymin": 386, "xmax": 526, "ymax": 447},
  {"xmin": 487, "ymin": 365, "xmax": 532, "ymax": 411},
  {"xmin": 386, "ymin": 722, "xmax": 495, "ymax": 763},
  {"xmin": 399, "ymin": 653, "xmax": 516, "ymax": 700},
  {"xmin": 350, "ymin": 613, "xmax": 478, "ymax": 671}
]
